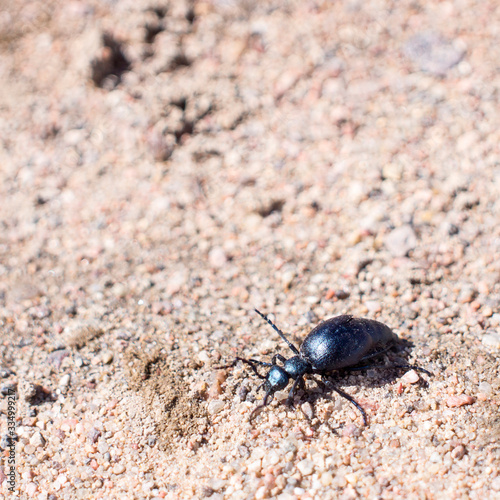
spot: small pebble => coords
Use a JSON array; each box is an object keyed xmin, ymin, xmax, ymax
[
  {"xmin": 385, "ymin": 225, "xmax": 417, "ymax": 257},
  {"xmin": 297, "ymin": 459, "xmax": 314, "ymax": 476},
  {"xmin": 320, "ymin": 471, "xmax": 333, "ymax": 486},
  {"xmin": 301, "ymin": 402, "xmax": 314, "ymax": 420},
  {"xmin": 26, "ymin": 482, "xmax": 38, "ymax": 496},
  {"xmin": 207, "ymin": 400, "xmax": 225, "ymax": 415},
  {"xmin": 446, "ymin": 395, "xmax": 476, "ymax": 407},
  {"xmin": 0, "ymin": 367, "xmax": 14, "ymax": 378},
  {"xmin": 477, "ymin": 381, "xmax": 492, "ymax": 396},
  {"xmin": 58, "ymin": 374, "xmax": 71, "ymax": 387},
  {"xmin": 451, "ymin": 445, "xmax": 467, "ymax": 460},
  {"xmin": 2, "ymin": 382, "xmax": 19, "ymax": 397},
  {"xmin": 345, "ymin": 473, "xmax": 358, "ymax": 485},
  {"xmin": 112, "ymin": 464, "xmax": 126, "ymax": 475},
  {"xmin": 208, "ymin": 247, "xmax": 227, "ymax": 268},
  {"xmin": 482, "ymin": 331, "xmax": 500, "ymax": 349},
  {"xmin": 101, "ymin": 351, "xmax": 113, "ymax": 364},
  {"xmin": 88, "ymin": 429, "xmax": 101, "ymax": 443},
  {"xmin": 342, "ymin": 424, "xmax": 361, "ymax": 437},
  {"xmin": 401, "ymin": 370, "xmax": 420, "ymax": 385},
  {"xmin": 491, "ymin": 476, "xmax": 500, "ymax": 492}
]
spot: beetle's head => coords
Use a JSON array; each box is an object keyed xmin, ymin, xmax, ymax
[
  {"xmin": 249, "ymin": 365, "xmax": 289, "ymax": 422},
  {"xmin": 265, "ymin": 365, "xmax": 290, "ymax": 393}
]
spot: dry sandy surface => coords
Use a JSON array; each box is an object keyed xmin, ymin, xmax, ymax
[{"xmin": 1, "ymin": 0, "xmax": 500, "ymax": 498}]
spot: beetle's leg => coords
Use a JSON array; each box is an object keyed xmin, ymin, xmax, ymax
[
  {"xmin": 272, "ymin": 353, "xmax": 287, "ymax": 365},
  {"xmin": 254, "ymin": 309, "xmax": 300, "ymax": 356},
  {"xmin": 285, "ymin": 376, "xmax": 303, "ymax": 407},
  {"xmin": 255, "ymin": 381, "xmax": 266, "ymax": 393},
  {"xmin": 217, "ymin": 357, "xmax": 271, "ymax": 379},
  {"xmin": 344, "ymin": 363, "xmax": 381, "ymax": 372},
  {"xmin": 358, "ymin": 345, "xmax": 392, "ymax": 363},
  {"xmin": 309, "ymin": 375, "xmax": 326, "ymax": 390},
  {"xmin": 249, "ymin": 390, "xmax": 274, "ymax": 422},
  {"xmin": 390, "ymin": 364, "xmax": 433, "ymax": 377},
  {"xmin": 345, "ymin": 362, "xmax": 433, "ymax": 377},
  {"xmin": 324, "ymin": 381, "xmax": 368, "ymax": 426}
]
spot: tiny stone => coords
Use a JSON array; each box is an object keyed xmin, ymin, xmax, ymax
[
  {"xmin": 342, "ymin": 424, "xmax": 361, "ymax": 437},
  {"xmin": 297, "ymin": 459, "xmax": 314, "ymax": 476},
  {"xmin": 404, "ymin": 31, "xmax": 465, "ymax": 76},
  {"xmin": 208, "ymin": 247, "xmax": 227, "ymax": 268},
  {"xmin": 301, "ymin": 402, "xmax": 314, "ymax": 420},
  {"xmin": 207, "ymin": 400, "xmax": 225, "ymax": 415},
  {"xmin": 30, "ymin": 431, "xmax": 46, "ymax": 448},
  {"xmin": 47, "ymin": 350, "xmax": 69, "ymax": 370},
  {"xmin": 490, "ymin": 476, "xmax": 500, "ymax": 491},
  {"xmin": 401, "ymin": 370, "xmax": 420, "ymax": 384},
  {"xmin": 482, "ymin": 331, "xmax": 500, "ymax": 349},
  {"xmin": 2, "ymin": 382, "xmax": 19, "ymax": 397},
  {"xmin": 262, "ymin": 450, "xmax": 280, "ymax": 467},
  {"xmin": 112, "ymin": 464, "xmax": 126, "ymax": 475},
  {"xmin": 26, "ymin": 482, "xmax": 38, "ymax": 496},
  {"xmin": 385, "ymin": 225, "xmax": 417, "ymax": 257},
  {"xmin": 88, "ymin": 429, "xmax": 101, "ymax": 443},
  {"xmin": 451, "ymin": 444, "xmax": 467, "ymax": 460},
  {"xmin": 0, "ymin": 434, "xmax": 14, "ymax": 450},
  {"xmin": 320, "ymin": 471, "xmax": 333, "ymax": 486},
  {"xmin": 59, "ymin": 374, "xmax": 71, "ymax": 387},
  {"xmin": 478, "ymin": 382, "xmax": 492, "ymax": 396},
  {"xmin": 101, "ymin": 351, "xmax": 113, "ymax": 364},
  {"xmin": 24, "ymin": 444, "xmax": 35, "ymax": 455},
  {"xmin": 482, "ymin": 306, "xmax": 493, "ymax": 317},
  {"xmin": 282, "ymin": 270, "xmax": 295, "ymax": 290},
  {"xmin": 0, "ymin": 367, "xmax": 14, "ymax": 378},
  {"xmin": 446, "ymin": 395, "xmax": 476, "ymax": 407},
  {"xmin": 345, "ymin": 473, "xmax": 358, "ymax": 485},
  {"xmin": 197, "ymin": 351, "xmax": 210, "ymax": 364}
]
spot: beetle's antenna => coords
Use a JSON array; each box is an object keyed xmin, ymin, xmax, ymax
[
  {"xmin": 249, "ymin": 389, "xmax": 274, "ymax": 422},
  {"xmin": 216, "ymin": 357, "xmax": 270, "ymax": 379},
  {"xmin": 254, "ymin": 309, "xmax": 300, "ymax": 355}
]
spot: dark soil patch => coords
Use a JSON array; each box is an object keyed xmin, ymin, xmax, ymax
[{"xmin": 124, "ymin": 348, "xmax": 207, "ymax": 451}]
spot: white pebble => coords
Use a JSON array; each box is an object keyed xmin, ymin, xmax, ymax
[
  {"xmin": 113, "ymin": 464, "xmax": 126, "ymax": 475},
  {"xmin": 478, "ymin": 381, "xmax": 492, "ymax": 396},
  {"xmin": 101, "ymin": 351, "xmax": 113, "ymax": 364},
  {"xmin": 30, "ymin": 431, "xmax": 46, "ymax": 448},
  {"xmin": 208, "ymin": 400, "xmax": 225, "ymax": 415},
  {"xmin": 401, "ymin": 369, "xmax": 420, "ymax": 384},
  {"xmin": 482, "ymin": 331, "xmax": 500, "ymax": 349},
  {"xmin": 58, "ymin": 374, "xmax": 71, "ymax": 387},
  {"xmin": 262, "ymin": 449, "xmax": 280, "ymax": 467},
  {"xmin": 297, "ymin": 459, "xmax": 314, "ymax": 476}
]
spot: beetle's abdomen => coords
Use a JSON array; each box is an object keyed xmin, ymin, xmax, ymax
[{"xmin": 300, "ymin": 315, "xmax": 396, "ymax": 372}]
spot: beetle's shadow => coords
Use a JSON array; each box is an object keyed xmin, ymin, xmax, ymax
[{"xmin": 296, "ymin": 339, "xmax": 430, "ymax": 416}]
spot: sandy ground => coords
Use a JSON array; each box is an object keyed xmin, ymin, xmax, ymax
[{"xmin": 1, "ymin": 0, "xmax": 500, "ymax": 498}]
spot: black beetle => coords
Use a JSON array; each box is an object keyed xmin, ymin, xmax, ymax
[{"xmin": 221, "ymin": 309, "xmax": 431, "ymax": 425}]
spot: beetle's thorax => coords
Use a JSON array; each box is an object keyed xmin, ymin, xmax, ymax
[{"xmin": 283, "ymin": 355, "xmax": 311, "ymax": 379}]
